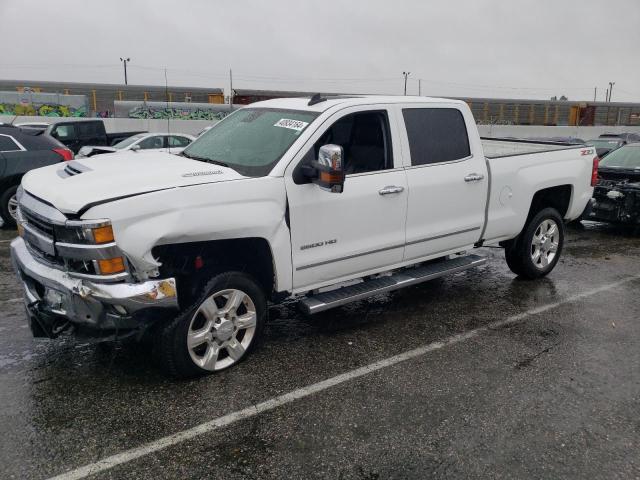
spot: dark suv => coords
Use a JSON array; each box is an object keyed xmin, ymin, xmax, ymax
[{"xmin": 0, "ymin": 125, "xmax": 73, "ymax": 227}]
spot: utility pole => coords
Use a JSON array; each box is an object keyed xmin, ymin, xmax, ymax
[
  {"xmin": 593, "ymin": 86, "xmax": 597, "ymax": 102},
  {"xmin": 229, "ymin": 69, "xmax": 234, "ymax": 109},
  {"xmin": 605, "ymin": 88, "xmax": 609, "ymax": 103},
  {"xmin": 403, "ymin": 71, "xmax": 411, "ymax": 96},
  {"xmin": 119, "ymin": 57, "xmax": 130, "ymax": 85},
  {"xmin": 608, "ymin": 81, "xmax": 615, "ymax": 102},
  {"xmin": 418, "ymin": 79, "xmax": 421, "ymax": 96}
]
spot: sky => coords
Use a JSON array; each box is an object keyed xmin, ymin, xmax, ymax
[{"xmin": 1, "ymin": 0, "xmax": 639, "ymax": 102}]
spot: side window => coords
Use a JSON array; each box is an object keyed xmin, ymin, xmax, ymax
[
  {"xmin": 0, "ymin": 135, "xmax": 22, "ymax": 152},
  {"xmin": 402, "ymin": 108, "xmax": 470, "ymax": 166},
  {"xmin": 138, "ymin": 136, "xmax": 164, "ymax": 149},
  {"xmin": 78, "ymin": 122, "xmax": 100, "ymax": 137},
  {"xmin": 168, "ymin": 135, "xmax": 191, "ymax": 147},
  {"xmin": 52, "ymin": 124, "xmax": 76, "ymax": 140},
  {"xmin": 309, "ymin": 111, "xmax": 392, "ymax": 176}
]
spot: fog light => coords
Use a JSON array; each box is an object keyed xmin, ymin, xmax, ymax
[{"xmin": 98, "ymin": 257, "xmax": 126, "ymax": 275}]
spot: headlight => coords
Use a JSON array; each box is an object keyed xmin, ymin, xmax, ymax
[{"xmin": 55, "ymin": 221, "xmax": 115, "ymax": 245}]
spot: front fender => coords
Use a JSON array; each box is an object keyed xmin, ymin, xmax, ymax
[{"xmin": 84, "ymin": 177, "xmax": 293, "ymax": 292}]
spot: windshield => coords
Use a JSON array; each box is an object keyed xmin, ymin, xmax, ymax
[
  {"xmin": 182, "ymin": 108, "xmax": 319, "ymax": 176},
  {"xmin": 599, "ymin": 145, "xmax": 640, "ymax": 169},
  {"xmin": 113, "ymin": 133, "xmax": 146, "ymax": 149}
]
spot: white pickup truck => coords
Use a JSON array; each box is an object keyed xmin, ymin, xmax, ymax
[{"xmin": 10, "ymin": 95, "xmax": 598, "ymax": 377}]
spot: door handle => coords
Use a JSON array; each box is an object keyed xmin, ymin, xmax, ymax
[
  {"xmin": 464, "ymin": 173, "xmax": 485, "ymax": 182},
  {"xmin": 378, "ymin": 185, "xmax": 405, "ymax": 195}
]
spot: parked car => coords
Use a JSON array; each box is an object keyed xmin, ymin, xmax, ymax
[
  {"xmin": 585, "ymin": 138, "xmax": 625, "ymax": 158},
  {"xmin": 11, "ymin": 95, "xmax": 596, "ymax": 377},
  {"xmin": 15, "ymin": 122, "xmax": 50, "ymax": 132},
  {"xmin": 530, "ymin": 136, "xmax": 585, "ymax": 144},
  {"xmin": 45, "ymin": 119, "xmax": 146, "ymax": 154},
  {"xmin": 77, "ymin": 133, "xmax": 195, "ymax": 158},
  {"xmin": 0, "ymin": 125, "xmax": 73, "ymax": 227},
  {"xmin": 599, "ymin": 132, "xmax": 640, "ymax": 144},
  {"xmin": 582, "ymin": 144, "xmax": 640, "ymax": 224}
]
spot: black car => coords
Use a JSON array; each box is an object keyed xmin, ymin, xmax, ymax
[
  {"xmin": 583, "ymin": 144, "xmax": 640, "ymax": 224},
  {"xmin": 598, "ymin": 132, "xmax": 640, "ymax": 144},
  {"xmin": 0, "ymin": 126, "xmax": 73, "ymax": 227},
  {"xmin": 586, "ymin": 138, "xmax": 625, "ymax": 158},
  {"xmin": 45, "ymin": 120, "xmax": 145, "ymax": 154},
  {"xmin": 528, "ymin": 136, "xmax": 585, "ymax": 145}
]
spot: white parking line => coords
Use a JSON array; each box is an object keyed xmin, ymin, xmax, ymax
[{"xmin": 42, "ymin": 274, "xmax": 640, "ymax": 480}]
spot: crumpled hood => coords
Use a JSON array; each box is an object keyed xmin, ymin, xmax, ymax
[{"xmin": 22, "ymin": 151, "xmax": 245, "ymax": 214}]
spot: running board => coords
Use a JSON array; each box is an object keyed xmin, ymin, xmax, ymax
[{"xmin": 299, "ymin": 254, "xmax": 487, "ymax": 315}]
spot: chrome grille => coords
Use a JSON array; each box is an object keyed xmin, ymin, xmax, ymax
[
  {"xmin": 21, "ymin": 207, "xmax": 55, "ymax": 238},
  {"xmin": 17, "ymin": 189, "xmax": 128, "ymax": 283}
]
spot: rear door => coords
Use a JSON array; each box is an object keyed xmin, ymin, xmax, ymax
[
  {"xmin": 399, "ymin": 105, "xmax": 488, "ymax": 261},
  {"xmin": 285, "ymin": 106, "xmax": 408, "ymax": 291}
]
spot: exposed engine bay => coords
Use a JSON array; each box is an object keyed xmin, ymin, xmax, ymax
[{"xmin": 586, "ymin": 170, "xmax": 640, "ymax": 223}]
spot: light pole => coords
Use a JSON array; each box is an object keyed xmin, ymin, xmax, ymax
[
  {"xmin": 120, "ymin": 57, "xmax": 131, "ymax": 85},
  {"xmin": 608, "ymin": 81, "xmax": 615, "ymax": 102},
  {"xmin": 403, "ymin": 71, "xmax": 411, "ymax": 95}
]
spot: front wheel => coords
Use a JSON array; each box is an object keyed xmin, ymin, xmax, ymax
[
  {"xmin": 505, "ymin": 207, "xmax": 564, "ymax": 279},
  {"xmin": 0, "ymin": 185, "xmax": 19, "ymax": 228},
  {"xmin": 155, "ymin": 272, "xmax": 266, "ymax": 378}
]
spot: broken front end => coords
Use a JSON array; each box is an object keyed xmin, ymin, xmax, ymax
[{"xmin": 585, "ymin": 171, "xmax": 640, "ymax": 224}]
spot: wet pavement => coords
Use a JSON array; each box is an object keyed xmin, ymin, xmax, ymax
[{"xmin": 0, "ymin": 222, "xmax": 639, "ymax": 479}]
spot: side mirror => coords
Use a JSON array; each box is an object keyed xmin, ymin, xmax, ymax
[
  {"xmin": 310, "ymin": 144, "xmax": 345, "ymax": 193},
  {"xmin": 130, "ymin": 144, "xmax": 141, "ymax": 152}
]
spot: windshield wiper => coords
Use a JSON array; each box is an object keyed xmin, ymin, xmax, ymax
[
  {"xmin": 180, "ymin": 151, "xmax": 233, "ymax": 169},
  {"xmin": 180, "ymin": 151, "xmax": 208, "ymax": 161}
]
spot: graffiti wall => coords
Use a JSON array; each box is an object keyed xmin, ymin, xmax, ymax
[
  {"xmin": 114, "ymin": 100, "xmax": 239, "ymax": 120},
  {"xmin": 0, "ymin": 90, "xmax": 88, "ymax": 117}
]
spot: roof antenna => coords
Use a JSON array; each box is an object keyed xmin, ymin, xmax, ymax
[
  {"xmin": 165, "ymin": 68, "xmax": 171, "ymax": 154},
  {"xmin": 308, "ymin": 93, "xmax": 327, "ymax": 106}
]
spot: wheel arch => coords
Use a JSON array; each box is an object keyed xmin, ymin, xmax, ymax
[
  {"xmin": 151, "ymin": 237, "xmax": 278, "ymax": 305},
  {"xmin": 0, "ymin": 174, "xmax": 23, "ymax": 194},
  {"xmin": 526, "ymin": 184, "xmax": 573, "ymax": 221}
]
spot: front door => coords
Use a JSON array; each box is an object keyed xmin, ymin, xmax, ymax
[{"xmin": 285, "ymin": 106, "xmax": 408, "ymax": 291}]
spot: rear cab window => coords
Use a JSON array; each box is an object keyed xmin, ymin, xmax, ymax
[{"xmin": 402, "ymin": 108, "xmax": 470, "ymax": 166}]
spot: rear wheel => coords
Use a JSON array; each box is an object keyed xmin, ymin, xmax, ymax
[
  {"xmin": 155, "ymin": 272, "xmax": 266, "ymax": 378},
  {"xmin": 0, "ymin": 185, "xmax": 19, "ymax": 228},
  {"xmin": 505, "ymin": 207, "xmax": 564, "ymax": 279}
]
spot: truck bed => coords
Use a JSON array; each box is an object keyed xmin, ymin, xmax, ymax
[{"xmin": 482, "ymin": 137, "xmax": 585, "ymax": 159}]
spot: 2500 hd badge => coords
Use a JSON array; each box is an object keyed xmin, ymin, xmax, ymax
[{"xmin": 300, "ymin": 239, "xmax": 337, "ymax": 250}]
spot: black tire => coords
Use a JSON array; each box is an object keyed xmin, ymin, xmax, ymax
[
  {"xmin": 155, "ymin": 271, "xmax": 266, "ymax": 378},
  {"xmin": 0, "ymin": 185, "xmax": 18, "ymax": 228},
  {"xmin": 504, "ymin": 207, "xmax": 565, "ymax": 280}
]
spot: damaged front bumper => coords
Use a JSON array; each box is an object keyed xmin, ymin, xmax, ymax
[
  {"xmin": 585, "ymin": 180, "xmax": 640, "ymax": 224},
  {"xmin": 10, "ymin": 237, "xmax": 179, "ymax": 338}
]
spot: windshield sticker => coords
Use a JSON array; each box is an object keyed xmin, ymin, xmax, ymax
[{"xmin": 274, "ymin": 118, "xmax": 309, "ymax": 132}]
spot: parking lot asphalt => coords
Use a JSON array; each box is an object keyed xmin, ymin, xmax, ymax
[{"xmin": 0, "ymin": 222, "xmax": 639, "ymax": 480}]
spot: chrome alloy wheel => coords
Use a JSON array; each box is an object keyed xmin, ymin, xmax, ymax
[
  {"xmin": 530, "ymin": 219, "xmax": 559, "ymax": 269},
  {"xmin": 186, "ymin": 289, "xmax": 257, "ymax": 371},
  {"xmin": 8, "ymin": 194, "xmax": 18, "ymax": 220}
]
